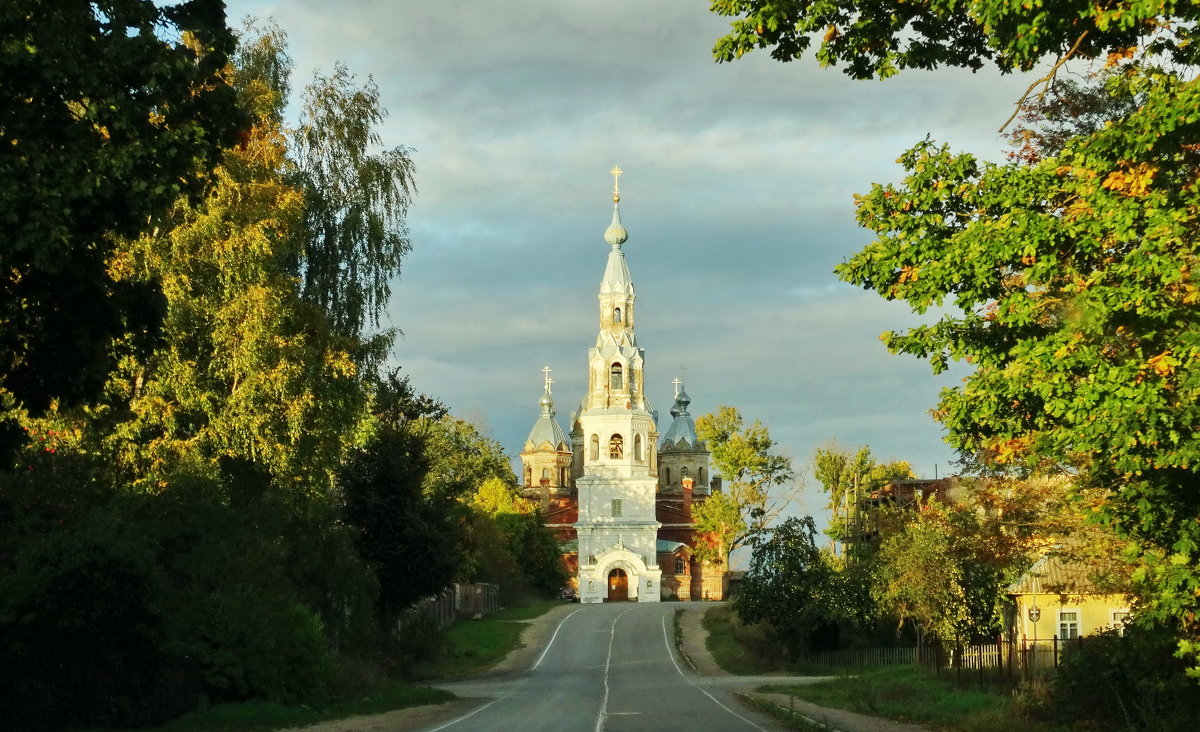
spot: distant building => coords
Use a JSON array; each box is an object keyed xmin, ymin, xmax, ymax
[
  {"xmin": 1007, "ymin": 553, "xmax": 1130, "ymax": 643},
  {"xmin": 518, "ymin": 168, "xmax": 723, "ymax": 602}
]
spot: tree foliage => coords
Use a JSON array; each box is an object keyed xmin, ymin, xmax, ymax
[
  {"xmin": 0, "ymin": 0, "xmax": 243, "ymax": 455},
  {"xmin": 711, "ymin": 0, "xmax": 1200, "ymax": 673},
  {"xmin": 813, "ymin": 443, "xmax": 912, "ymax": 548},
  {"xmin": 710, "ymin": 0, "xmax": 1199, "ymax": 78},
  {"xmin": 693, "ymin": 406, "xmax": 796, "ymax": 566}
]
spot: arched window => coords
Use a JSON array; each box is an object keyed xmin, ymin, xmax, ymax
[
  {"xmin": 699, "ymin": 467, "xmax": 706, "ymax": 485},
  {"xmin": 559, "ymin": 467, "xmax": 567, "ymax": 486},
  {"xmin": 674, "ymin": 556, "xmax": 686, "ymax": 575},
  {"xmin": 589, "ymin": 434, "xmax": 599, "ymax": 461},
  {"xmin": 609, "ymin": 433, "xmax": 623, "ymax": 459},
  {"xmin": 541, "ymin": 467, "xmax": 550, "ymax": 480},
  {"xmin": 524, "ymin": 466, "xmax": 531, "ymax": 486},
  {"xmin": 613, "ymin": 307, "xmax": 622, "ymax": 323},
  {"xmin": 681, "ymin": 466, "xmax": 689, "ymax": 478},
  {"xmin": 634, "ymin": 434, "xmax": 643, "ymax": 461},
  {"xmin": 664, "ymin": 467, "xmax": 671, "ymax": 485},
  {"xmin": 610, "ymin": 362, "xmax": 623, "ymax": 390}
]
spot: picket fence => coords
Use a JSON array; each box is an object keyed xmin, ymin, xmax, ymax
[{"xmin": 801, "ymin": 635, "xmax": 1086, "ymax": 683}]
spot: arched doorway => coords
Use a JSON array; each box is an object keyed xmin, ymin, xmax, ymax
[{"xmin": 607, "ymin": 568, "xmax": 628, "ymax": 602}]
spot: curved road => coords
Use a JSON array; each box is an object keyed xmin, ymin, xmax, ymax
[{"xmin": 423, "ymin": 603, "xmax": 782, "ymax": 732}]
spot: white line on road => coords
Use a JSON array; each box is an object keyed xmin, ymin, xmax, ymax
[
  {"xmin": 595, "ymin": 608, "xmax": 631, "ymax": 732},
  {"xmin": 533, "ymin": 607, "xmax": 583, "ymax": 670},
  {"xmin": 660, "ymin": 614, "xmax": 769, "ymax": 732}
]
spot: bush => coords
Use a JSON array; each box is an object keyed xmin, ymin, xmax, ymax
[{"xmin": 1053, "ymin": 625, "xmax": 1200, "ymax": 730}]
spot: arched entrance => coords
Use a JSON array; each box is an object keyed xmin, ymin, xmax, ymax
[{"xmin": 607, "ymin": 568, "xmax": 629, "ymax": 602}]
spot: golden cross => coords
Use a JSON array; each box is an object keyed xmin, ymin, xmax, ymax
[
  {"xmin": 542, "ymin": 365, "xmax": 554, "ymax": 395},
  {"xmin": 610, "ymin": 165, "xmax": 623, "ymax": 197}
]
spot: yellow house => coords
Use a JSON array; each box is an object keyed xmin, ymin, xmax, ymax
[{"xmin": 1008, "ymin": 552, "xmax": 1130, "ymax": 644}]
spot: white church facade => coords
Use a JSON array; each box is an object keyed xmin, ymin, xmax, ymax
[{"xmin": 519, "ymin": 169, "xmax": 725, "ymax": 602}]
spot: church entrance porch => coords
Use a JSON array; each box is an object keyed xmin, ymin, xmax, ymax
[{"xmin": 607, "ymin": 568, "xmax": 629, "ymax": 601}]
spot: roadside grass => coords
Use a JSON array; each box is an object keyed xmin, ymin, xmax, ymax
[
  {"xmin": 412, "ymin": 597, "xmax": 566, "ymax": 680},
  {"xmin": 147, "ymin": 682, "xmax": 452, "ymax": 731},
  {"xmin": 758, "ymin": 666, "xmax": 1069, "ymax": 732},
  {"xmin": 702, "ymin": 604, "xmax": 796, "ymax": 675}
]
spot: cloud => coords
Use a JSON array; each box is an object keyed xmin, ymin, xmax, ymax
[{"xmin": 229, "ymin": 0, "xmax": 1040, "ymax": 523}]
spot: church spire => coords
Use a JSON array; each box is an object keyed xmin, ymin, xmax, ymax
[{"xmin": 604, "ymin": 165, "xmax": 628, "ymax": 248}]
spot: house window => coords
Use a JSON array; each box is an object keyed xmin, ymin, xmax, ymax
[
  {"xmin": 609, "ymin": 433, "xmax": 623, "ymax": 459},
  {"xmin": 1059, "ymin": 610, "xmax": 1079, "ymax": 640},
  {"xmin": 634, "ymin": 434, "xmax": 643, "ymax": 461},
  {"xmin": 674, "ymin": 556, "xmax": 686, "ymax": 575},
  {"xmin": 590, "ymin": 434, "xmax": 599, "ymax": 461},
  {"xmin": 611, "ymin": 499, "xmax": 622, "ymax": 517},
  {"xmin": 610, "ymin": 362, "xmax": 623, "ymax": 390},
  {"xmin": 613, "ymin": 307, "xmax": 622, "ymax": 323},
  {"xmin": 1112, "ymin": 610, "xmax": 1131, "ymax": 634}
]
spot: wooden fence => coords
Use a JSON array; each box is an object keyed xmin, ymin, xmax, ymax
[
  {"xmin": 801, "ymin": 635, "xmax": 1087, "ymax": 684},
  {"xmin": 395, "ymin": 582, "xmax": 500, "ymax": 634}
]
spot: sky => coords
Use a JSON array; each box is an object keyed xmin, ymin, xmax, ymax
[{"xmin": 227, "ymin": 0, "xmax": 1042, "ymax": 525}]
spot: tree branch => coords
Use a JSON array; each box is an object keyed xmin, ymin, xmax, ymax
[{"xmin": 999, "ymin": 31, "xmax": 1090, "ymax": 133}]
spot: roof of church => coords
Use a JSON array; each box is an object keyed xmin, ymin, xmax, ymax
[
  {"xmin": 524, "ymin": 369, "xmax": 570, "ymax": 451},
  {"xmin": 660, "ymin": 381, "xmax": 701, "ymax": 449},
  {"xmin": 656, "ymin": 539, "xmax": 686, "ymax": 553}
]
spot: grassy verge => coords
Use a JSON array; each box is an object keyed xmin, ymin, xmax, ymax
[
  {"xmin": 758, "ymin": 666, "xmax": 1068, "ymax": 732},
  {"xmin": 412, "ymin": 597, "xmax": 565, "ymax": 680},
  {"xmin": 702, "ymin": 604, "xmax": 795, "ymax": 675},
  {"xmin": 151, "ymin": 681, "xmax": 453, "ymax": 731}
]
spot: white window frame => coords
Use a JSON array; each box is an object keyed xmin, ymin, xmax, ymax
[{"xmin": 1058, "ymin": 609, "xmax": 1080, "ymax": 640}]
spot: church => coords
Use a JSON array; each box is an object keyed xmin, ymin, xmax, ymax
[{"xmin": 518, "ymin": 168, "xmax": 725, "ymax": 603}]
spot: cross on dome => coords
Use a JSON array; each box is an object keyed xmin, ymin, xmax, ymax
[
  {"xmin": 610, "ymin": 165, "xmax": 623, "ymax": 202},
  {"xmin": 672, "ymin": 377, "xmax": 682, "ymax": 398},
  {"xmin": 542, "ymin": 365, "xmax": 554, "ymax": 395}
]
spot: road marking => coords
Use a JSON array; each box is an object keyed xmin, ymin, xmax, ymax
[
  {"xmin": 595, "ymin": 608, "xmax": 631, "ymax": 732},
  {"xmin": 660, "ymin": 614, "xmax": 769, "ymax": 732},
  {"xmin": 533, "ymin": 607, "xmax": 583, "ymax": 670},
  {"xmin": 430, "ymin": 606, "xmax": 583, "ymax": 730},
  {"xmin": 424, "ymin": 697, "xmax": 501, "ymax": 732}
]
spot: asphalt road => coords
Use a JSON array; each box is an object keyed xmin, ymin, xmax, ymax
[{"xmin": 423, "ymin": 603, "xmax": 783, "ymax": 732}]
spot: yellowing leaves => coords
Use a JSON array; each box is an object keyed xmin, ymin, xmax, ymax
[
  {"xmin": 1102, "ymin": 162, "xmax": 1157, "ymax": 197},
  {"xmin": 1105, "ymin": 46, "xmax": 1137, "ymax": 67},
  {"xmin": 1146, "ymin": 351, "xmax": 1179, "ymax": 378},
  {"xmin": 898, "ymin": 265, "xmax": 920, "ymax": 284}
]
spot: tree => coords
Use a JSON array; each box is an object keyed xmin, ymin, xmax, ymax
[
  {"xmin": 709, "ymin": 0, "xmax": 1200, "ymax": 672},
  {"xmin": 733, "ymin": 516, "xmax": 843, "ymax": 657},
  {"xmin": 693, "ymin": 406, "xmax": 796, "ymax": 567},
  {"xmin": 0, "ymin": 0, "xmax": 242, "ymax": 454},
  {"xmin": 710, "ymin": 1, "xmax": 1199, "ymax": 80},
  {"xmin": 293, "ymin": 65, "xmax": 416, "ymax": 345},
  {"xmin": 812, "ymin": 443, "xmax": 912, "ymax": 551}
]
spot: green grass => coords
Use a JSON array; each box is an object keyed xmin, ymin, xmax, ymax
[
  {"xmin": 149, "ymin": 681, "xmax": 452, "ymax": 731},
  {"xmin": 413, "ymin": 597, "xmax": 565, "ymax": 680},
  {"xmin": 758, "ymin": 666, "xmax": 1070, "ymax": 732},
  {"xmin": 702, "ymin": 604, "xmax": 795, "ymax": 675}
]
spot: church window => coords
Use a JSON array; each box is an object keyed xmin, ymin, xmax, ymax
[
  {"xmin": 524, "ymin": 466, "xmax": 531, "ymax": 486},
  {"xmin": 613, "ymin": 307, "xmax": 622, "ymax": 323},
  {"xmin": 664, "ymin": 467, "xmax": 671, "ymax": 485},
  {"xmin": 681, "ymin": 466, "xmax": 689, "ymax": 478},
  {"xmin": 674, "ymin": 556, "xmax": 686, "ymax": 575},
  {"xmin": 590, "ymin": 434, "xmax": 599, "ymax": 461},
  {"xmin": 634, "ymin": 434, "xmax": 643, "ymax": 461},
  {"xmin": 699, "ymin": 467, "xmax": 706, "ymax": 485},
  {"xmin": 609, "ymin": 433, "xmax": 623, "ymax": 459},
  {"xmin": 541, "ymin": 467, "xmax": 549, "ymax": 480},
  {"xmin": 611, "ymin": 499, "xmax": 622, "ymax": 517},
  {"xmin": 559, "ymin": 467, "xmax": 567, "ymax": 486},
  {"xmin": 610, "ymin": 362, "xmax": 623, "ymax": 390}
]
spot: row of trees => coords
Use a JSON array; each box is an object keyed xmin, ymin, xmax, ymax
[
  {"xmin": 711, "ymin": 0, "xmax": 1200, "ymax": 675},
  {"xmin": 0, "ymin": 12, "xmax": 561, "ymax": 729}
]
